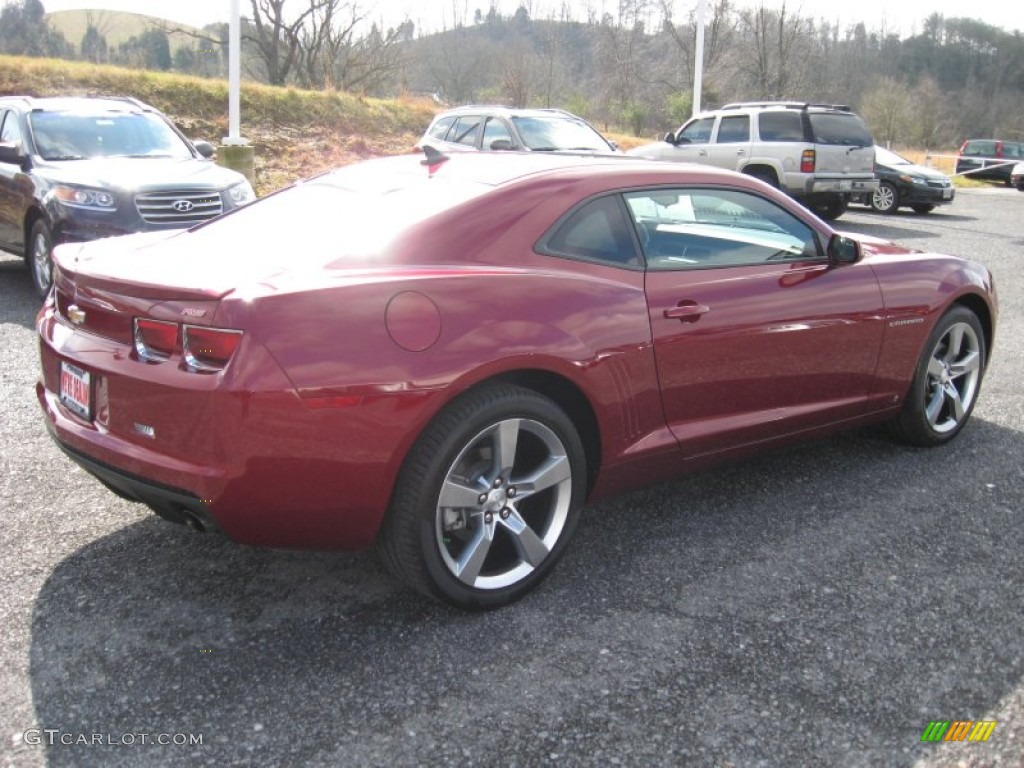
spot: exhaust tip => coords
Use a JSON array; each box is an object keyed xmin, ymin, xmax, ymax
[{"xmin": 183, "ymin": 511, "xmax": 206, "ymax": 533}]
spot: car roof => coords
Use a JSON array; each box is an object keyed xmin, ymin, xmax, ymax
[
  {"xmin": 433, "ymin": 105, "xmax": 583, "ymax": 120},
  {"xmin": 327, "ymin": 149, "xmax": 755, "ymax": 190},
  {"xmin": 0, "ymin": 95, "xmax": 155, "ymax": 113}
]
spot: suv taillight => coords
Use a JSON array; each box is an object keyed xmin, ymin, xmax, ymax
[
  {"xmin": 995, "ymin": 141, "xmax": 1004, "ymax": 157},
  {"xmin": 801, "ymin": 149, "xmax": 815, "ymax": 173},
  {"xmin": 958, "ymin": 141, "xmax": 968, "ymax": 155}
]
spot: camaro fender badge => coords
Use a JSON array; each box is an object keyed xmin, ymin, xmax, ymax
[
  {"xmin": 889, "ymin": 317, "xmax": 925, "ymax": 328},
  {"xmin": 181, "ymin": 308, "xmax": 207, "ymax": 318},
  {"xmin": 67, "ymin": 304, "xmax": 86, "ymax": 325}
]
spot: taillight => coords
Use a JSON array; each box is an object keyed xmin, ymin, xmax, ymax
[
  {"xmin": 132, "ymin": 318, "xmax": 242, "ymax": 372},
  {"xmin": 958, "ymin": 141, "xmax": 968, "ymax": 155},
  {"xmin": 183, "ymin": 325, "xmax": 243, "ymax": 372},
  {"xmin": 801, "ymin": 149, "xmax": 815, "ymax": 173},
  {"xmin": 995, "ymin": 141, "xmax": 1004, "ymax": 158},
  {"xmin": 134, "ymin": 318, "xmax": 178, "ymax": 362}
]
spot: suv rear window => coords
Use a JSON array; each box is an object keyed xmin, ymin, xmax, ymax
[{"xmin": 807, "ymin": 113, "xmax": 872, "ymax": 146}]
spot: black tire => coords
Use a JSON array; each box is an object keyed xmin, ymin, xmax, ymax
[
  {"xmin": 27, "ymin": 219, "xmax": 54, "ymax": 299},
  {"xmin": 745, "ymin": 167, "xmax": 778, "ymax": 188},
  {"xmin": 888, "ymin": 306, "xmax": 986, "ymax": 447},
  {"xmin": 911, "ymin": 204, "xmax": 935, "ymax": 214},
  {"xmin": 870, "ymin": 181, "xmax": 899, "ymax": 214},
  {"xmin": 816, "ymin": 196, "xmax": 848, "ymax": 221},
  {"xmin": 377, "ymin": 383, "xmax": 587, "ymax": 609}
]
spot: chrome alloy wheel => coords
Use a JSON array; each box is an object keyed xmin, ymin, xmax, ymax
[
  {"xmin": 434, "ymin": 417, "xmax": 573, "ymax": 590},
  {"xmin": 32, "ymin": 230, "xmax": 52, "ymax": 294},
  {"xmin": 923, "ymin": 321, "xmax": 982, "ymax": 434},
  {"xmin": 871, "ymin": 182, "xmax": 897, "ymax": 213}
]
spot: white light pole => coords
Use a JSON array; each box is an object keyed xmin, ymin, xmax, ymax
[
  {"xmin": 224, "ymin": 0, "xmax": 246, "ymax": 146},
  {"xmin": 693, "ymin": 0, "xmax": 706, "ymax": 116}
]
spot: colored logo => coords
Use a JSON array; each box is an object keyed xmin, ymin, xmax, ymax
[{"xmin": 921, "ymin": 720, "xmax": 997, "ymax": 742}]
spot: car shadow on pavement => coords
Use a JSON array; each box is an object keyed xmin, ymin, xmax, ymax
[
  {"xmin": 0, "ymin": 255, "xmax": 43, "ymax": 330},
  {"xmin": 26, "ymin": 418, "xmax": 1023, "ymax": 766}
]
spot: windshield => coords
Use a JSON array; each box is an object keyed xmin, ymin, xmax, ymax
[
  {"xmin": 511, "ymin": 115, "xmax": 613, "ymax": 152},
  {"xmin": 874, "ymin": 146, "xmax": 911, "ymax": 166},
  {"xmin": 29, "ymin": 110, "xmax": 194, "ymax": 161}
]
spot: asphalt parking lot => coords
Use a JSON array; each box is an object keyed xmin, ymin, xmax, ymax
[{"xmin": 1, "ymin": 188, "xmax": 1022, "ymax": 767}]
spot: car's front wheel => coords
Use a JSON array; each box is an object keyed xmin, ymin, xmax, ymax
[
  {"xmin": 870, "ymin": 181, "xmax": 899, "ymax": 214},
  {"xmin": 27, "ymin": 219, "xmax": 54, "ymax": 299},
  {"xmin": 888, "ymin": 306, "xmax": 986, "ymax": 447},
  {"xmin": 378, "ymin": 383, "xmax": 587, "ymax": 609}
]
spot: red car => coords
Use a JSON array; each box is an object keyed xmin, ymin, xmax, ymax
[{"xmin": 37, "ymin": 151, "xmax": 997, "ymax": 609}]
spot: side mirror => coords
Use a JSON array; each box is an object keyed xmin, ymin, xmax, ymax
[
  {"xmin": 827, "ymin": 233, "xmax": 861, "ymax": 265},
  {"xmin": 0, "ymin": 141, "xmax": 22, "ymax": 165},
  {"xmin": 488, "ymin": 139, "xmax": 514, "ymax": 151},
  {"xmin": 193, "ymin": 140, "xmax": 215, "ymax": 159},
  {"xmin": 663, "ymin": 131, "xmax": 676, "ymax": 144}
]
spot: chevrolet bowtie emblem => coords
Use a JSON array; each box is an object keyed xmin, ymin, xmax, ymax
[{"xmin": 67, "ymin": 304, "xmax": 86, "ymax": 325}]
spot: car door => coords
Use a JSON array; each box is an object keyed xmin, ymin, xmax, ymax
[
  {"xmin": 0, "ymin": 108, "xmax": 26, "ymax": 250},
  {"xmin": 654, "ymin": 116, "xmax": 716, "ymax": 163},
  {"xmin": 626, "ymin": 186, "xmax": 886, "ymax": 459},
  {"xmin": 705, "ymin": 114, "xmax": 752, "ymax": 172}
]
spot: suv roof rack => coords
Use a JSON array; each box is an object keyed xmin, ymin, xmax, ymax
[{"xmin": 720, "ymin": 101, "xmax": 852, "ymax": 112}]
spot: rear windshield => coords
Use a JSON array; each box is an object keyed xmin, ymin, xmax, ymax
[
  {"xmin": 808, "ymin": 113, "xmax": 873, "ymax": 147},
  {"xmin": 185, "ymin": 166, "xmax": 492, "ymax": 265}
]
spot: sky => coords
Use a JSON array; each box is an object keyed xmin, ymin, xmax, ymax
[{"xmin": 37, "ymin": 0, "xmax": 1024, "ymax": 38}]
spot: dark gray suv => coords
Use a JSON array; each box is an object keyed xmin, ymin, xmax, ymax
[{"xmin": 0, "ymin": 95, "xmax": 255, "ymax": 297}]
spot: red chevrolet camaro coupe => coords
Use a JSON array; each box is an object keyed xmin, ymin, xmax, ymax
[{"xmin": 37, "ymin": 150, "xmax": 997, "ymax": 609}]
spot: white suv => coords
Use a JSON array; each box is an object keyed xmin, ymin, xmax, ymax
[{"xmin": 629, "ymin": 101, "xmax": 878, "ymax": 220}]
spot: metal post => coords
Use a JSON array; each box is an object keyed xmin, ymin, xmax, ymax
[
  {"xmin": 225, "ymin": 0, "xmax": 245, "ymax": 146},
  {"xmin": 693, "ymin": 0, "xmax": 706, "ymax": 116}
]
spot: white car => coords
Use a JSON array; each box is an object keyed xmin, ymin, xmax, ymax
[{"xmin": 1011, "ymin": 162, "xmax": 1024, "ymax": 190}]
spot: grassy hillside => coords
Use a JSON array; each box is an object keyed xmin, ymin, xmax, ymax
[
  {"xmin": 46, "ymin": 9, "xmax": 201, "ymax": 50},
  {"xmin": 0, "ymin": 54, "xmax": 438, "ymax": 194}
]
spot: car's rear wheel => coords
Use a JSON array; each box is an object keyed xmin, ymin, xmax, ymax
[
  {"xmin": 911, "ymin": 204, "xmax": 935, "ymax": 214},
  {"xmin": 745, "ymin": 167, "xmax": 778, "ymax": 188},
  {"xmin": 28, "ymin": 219, "xmax": 54, "ymax": 299},
  {"xmin": 815, "ymin": 196, "xmax": 848, "ymax": 220},
  {"xmin": 888, "ymin": 306, "xmax": 985, "ymax": 447},
  {"xmin": 870, "ymin": 181, "xmax": 899, "ymax": 214},
  {"xmin": 378, "ymin": 383, "xmax": 587, "ymax": 609}
]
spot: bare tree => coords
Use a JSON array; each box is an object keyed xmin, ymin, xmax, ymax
[
  {"xmin": 247, "ymin": 0, "xmax": 332, "ymax": 86},
  {"xmin": 736, "ymin": 2, "xmax": 812, "ymax": 99}
]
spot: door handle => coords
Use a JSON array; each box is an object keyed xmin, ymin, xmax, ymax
[{"xmin": 663, "ymin": 302, "xmax": 710, "ymax": 321}]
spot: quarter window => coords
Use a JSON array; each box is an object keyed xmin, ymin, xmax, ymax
[
  {"xmin": 448, "ymin": 116, "xmax": 483, "ymax": 148},
  {"xmin": 757, "ymin": 112, "xmax": 804, "ymax": 142},
  {"xmin": 624, "ymin": 188, "xmax": 821, "ymax": 270},
  {"xmin": 0, "ymin": 110, "xmax": 21, "ymax": 144},
  {"xmin": 428, "ymin": 116, "xmax": 455, "ymax": 141},
  {"xmin": 539, "ymin": 195, "xmax": 641, "ymax": 268}
]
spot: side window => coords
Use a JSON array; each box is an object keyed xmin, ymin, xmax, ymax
[
  {"xmin": 428, "ymin": 116, "xmax": 455, "ymax": 141},
  {"xmin": 0, "ymin": 110, "xmax": 22, "ymax": 144},
  {"xmin": 677, "ymin": 117, "xmax": 715, "ymax": 144},
  {"xmin": 715, "ymin": 115, "xmax": 750, "ymax": 143},
  {"xmin": 758, "ymin": 112, "xmax": 803, "ymax": 142},
  {"xmin": 449, "ymin": 116, "xmax": 483, "ymax": 148},
  {"xmin": 481, "ymin": 117, "xmax": 514, "ymax": 150},
  {"xmin": 538, "ymin": 195, "xmax": 641, "ymax": 268},
  {"xmin": 624, "ymin": 188, "xmax": 821, "ymax": 270}
]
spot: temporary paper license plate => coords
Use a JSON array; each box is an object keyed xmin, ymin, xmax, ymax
[
  {"xmin": 59, "ymin": 361, "xmax": 91, "ymax": 420},
  {"xmin": 943, "ymin": 188, "xmax": 953, "ymax": 199}
]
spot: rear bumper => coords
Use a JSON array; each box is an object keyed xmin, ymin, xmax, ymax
[{"xmin": 51, "ymin": 437, "xmax": 221, "ymax": 532}]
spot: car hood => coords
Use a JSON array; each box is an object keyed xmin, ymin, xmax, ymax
[
  {"xmin": 625, "ymin": 142, "xmax": 668, "ymax": 158},
  {"xmin": 35, "ymin": 156, "xmax": 246, "ymax": 190},
  {"xmin": 879, "ymin": 161, "xmax": 949, "ymax": 180}
]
